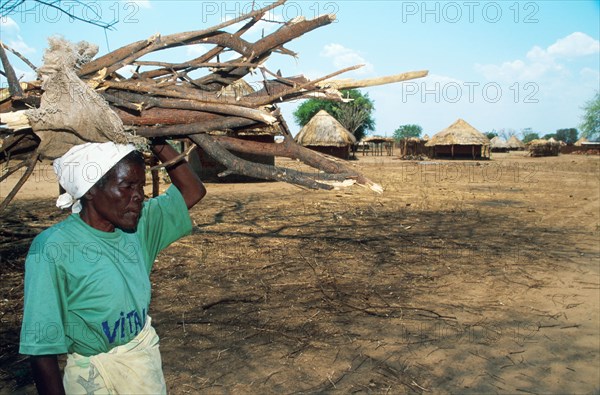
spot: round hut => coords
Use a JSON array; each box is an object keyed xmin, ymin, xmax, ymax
[
  {"xmin": 294, "ymin": 110, "xmax": 356, "ymax": 159},
  {"xmin": 425, "ymin": 119, "xmax": 491, "ymax": 159},
  {"xmin": 507, "ymin": 135, "xmax": 526, "ymax": 151},
  {"xmin": 490, "ymin": 136, "xmax": 509, "ymax": 152}
]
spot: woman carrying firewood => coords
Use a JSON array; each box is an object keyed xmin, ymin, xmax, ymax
[{"xmin": 19, "ymin": 138, "xmax": 205, "ymax": 394}]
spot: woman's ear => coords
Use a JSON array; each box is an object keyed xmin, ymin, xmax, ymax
[{"xmin": 83, "ymin": 186, "xmax": 97, "ymax": 201}]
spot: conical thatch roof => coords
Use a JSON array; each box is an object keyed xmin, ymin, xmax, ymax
[
  {"xmin": 295, "ymin": 110, "xmax": 356, "ymax": 147},
  {"xmin": 507, "ymin": 135, "xmax": 526, "ymax": 149},
  {"xmin": 490, "ymin": 136, "xmax": 508, "ymax": 149},
  {"xmin": 425, "ymin": 119, "xmax": 490, "ymax": 146},
  {"xmin": 574, "ymin": 136, "xmax": 588, "ymax": 146}
]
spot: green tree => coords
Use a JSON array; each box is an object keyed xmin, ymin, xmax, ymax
[
  {"xmin": 485, "ymin": 132, "xmax": 498, "ymax": 140},
  {"xmin": 393, "ymin": 124, "xmax": 422, "ymax": 141},
  {"xmin": 522, "ymin": 132, "xmax": 539, "ymax": 143},
  {"xmin": 580, "ymin": 91, "xmax": 600, "ymax": 141},
  {"xmin": 555, "ymin": 128, "xmax": 578, "ymax": 144},
  {"xmin": 543, "ymin": 133, "xmax": 557, "ymax": 140},
  {"xmin": 293, "ymin": 89, "xmax": 375, "ymax": 141}
]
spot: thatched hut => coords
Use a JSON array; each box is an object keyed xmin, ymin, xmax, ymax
[
  {"xmin": 507, "ymin": 135, "xmax": 526, "ymax": 150},
  {"xmin": 528, "ymin": 139, "xmax": 560, "ymax": 157},
  {"xmin": 399, "ymin": 136, "xmax": 429, "ymax": 158},
  {"xmin": 490, "ymin": 136, "xmax": 509, "ymax": 152},
  {"xmin": 294, "ymin": 110, "xmax": 356, "ymax": 159},
  {"xmin": 361, "ymin": 136, "xmax": 394, "ymax": 156},
  {"xmin": 425, "ymin": 119, "xmax": 490, "ymax": 159},
  {"xmin": 574, "ymin": 136, "xmax": 588, "ymax": 146}
]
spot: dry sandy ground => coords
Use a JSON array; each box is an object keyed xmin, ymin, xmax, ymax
[{"xmin": 1, "ymin": 152, "xmax": 599, "ymax": 394}]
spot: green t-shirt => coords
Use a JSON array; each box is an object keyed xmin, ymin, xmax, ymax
[{"xmin": 20, "ymin": 185, "xmax": 192, "ymax": 357}]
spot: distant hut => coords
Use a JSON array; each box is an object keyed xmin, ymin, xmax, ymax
[
  {"xmin": 425, "ymin": 119, "xmax": 491, "ymax": 159},
  {"xmin": 399, "ymin": 136, "xmax": 428, "ymax": 158},
  {"xmin": 361, "ymin": 136, "xmax": 391, "ymax": 156},
  {"xmin": 507, "ymin": 135, "xmax": 526, "ymax": 151},
  {"xmin": 574, "ymin": 136, "xmax": 588, "ymax": 146},
  {"xmin": 490, "ymin": 136, "xmax": 509, "ymax": 152},
  {"xmin": 294, "ymin": 110, "xmax": 356, "ymax": 159},
  {"xmin": 528, "ymin": 139, "xmax": 560, "ymax": 157}
]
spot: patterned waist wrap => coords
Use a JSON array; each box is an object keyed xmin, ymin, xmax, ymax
[{"xmin": 63, "ymin": 316, "xmax": 166, "ymax": 395}]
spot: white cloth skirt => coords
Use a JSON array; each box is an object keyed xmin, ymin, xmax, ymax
[{"xmin": 63, "ymin": 316, "xmax": 166, "ymax": 395}]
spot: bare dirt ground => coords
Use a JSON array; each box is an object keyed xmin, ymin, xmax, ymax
[{"xmin": 1, "ymin": 152, "xmax": 599, "ymax": 394}]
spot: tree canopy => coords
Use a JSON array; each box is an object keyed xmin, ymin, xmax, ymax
[
  {"xmin": 580, "ymin": 91, "xmax": 600, "ymax": 141},
  {"xmin": 393, "ymin": 124, "xmax": 422, "ymax": 141},
  {"xmin": 485, "ymin": 132, "xmax": 498, "ymax": 140},
  {"xmin": 293, "ymin": 89, "xmax": 375, "ymax": 141},
  {"xmin": 555, "ymin": 128, "xmax": 578, "ymax": 144},
  {"xmin": 522, "ymin": 132, "xmax": 539, "ymax": 143}
]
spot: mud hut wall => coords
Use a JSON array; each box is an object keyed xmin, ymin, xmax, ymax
[
  {"xmin": 432, "ymin": 144, "xmax": 486, "ymax": 159},
  {"xmin": 491, "ymin": 146, "xmax": 509, "ymax": 153},
  {"xmin": 189, "ymin": 135, "xmax": 275, "ymax": 182},
  {"xmin": 306, "ymin": 145, "xmax": 351, "ymax": 160}
]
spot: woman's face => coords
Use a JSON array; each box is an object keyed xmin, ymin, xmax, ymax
[{"xmin": 87, "ymin": 160, "xmax": 146, "ymax": 232}]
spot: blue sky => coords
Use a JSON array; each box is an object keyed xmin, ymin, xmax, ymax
[{"xmin": 1, "ymin": 0, "xmax": 599, "ymax": 138}]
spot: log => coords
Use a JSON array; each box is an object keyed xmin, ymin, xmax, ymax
[
  {"xmin": 319, "ymin": 70, "xmax": 430, "ymax": 90},
  {"xmin": 0, "ymin": 42, "xmax": 37, "ymax": 72},
  {"xmin": 102, "ymin": 90, "xmax": 276, "ymax": 124},
  {"xmin": 210, "ymin": 136, "xmax": 382, "ymax": 192},
  {"xmin": 189, "ymin": 134, "xmax": 360, "ymax": 190},
  {"xmin": 135, "ymin": 117, "xmax": 257, "ymax": 137}
]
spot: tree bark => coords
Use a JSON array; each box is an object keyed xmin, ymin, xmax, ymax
[{"xmin": 189, "ymin": 134, "xmax": 364, "ymax": 190}]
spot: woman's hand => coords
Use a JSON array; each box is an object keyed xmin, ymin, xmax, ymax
[{"xmin": 150, "ymin": 138, "xmax": 206, "ymax": 209}]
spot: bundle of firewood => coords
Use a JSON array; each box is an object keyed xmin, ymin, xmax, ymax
[{"xmin": 0, "ymin": 0, "xmax": 427, "ymax": 212}]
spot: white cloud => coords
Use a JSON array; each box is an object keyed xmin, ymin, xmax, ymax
[
  {"xmin": 475, "ymin": 58, "xmax": 564, "ymax": 82},
  {"xmin": 475, "ymin": 32, "xmax": 596, "ymax": 82},
  {"xmin": 0, "ymin": 16, "xmax": 19, "ymax": 32},
  {"xmin": 547, "ymin": 32, "xmax": 599, "ymax": 58},
  {"xmin": 580, "ymin": 67, "xmax": 600, "ymax": 82},
  {"xmin": 7, "ymin": 35, "xmax": 36, "ymax": 55},
  {"xmin": 320, "ymin": 43, "xmax": 374, "ymax": 75},
  {"xmin": 526, "ymin": 45, "xmax": 553, "ymax": 63}
]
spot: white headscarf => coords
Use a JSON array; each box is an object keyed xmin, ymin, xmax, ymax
[{"xmin": 53, "ymin": 142, "xmax": 137, "ymax": 213}]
